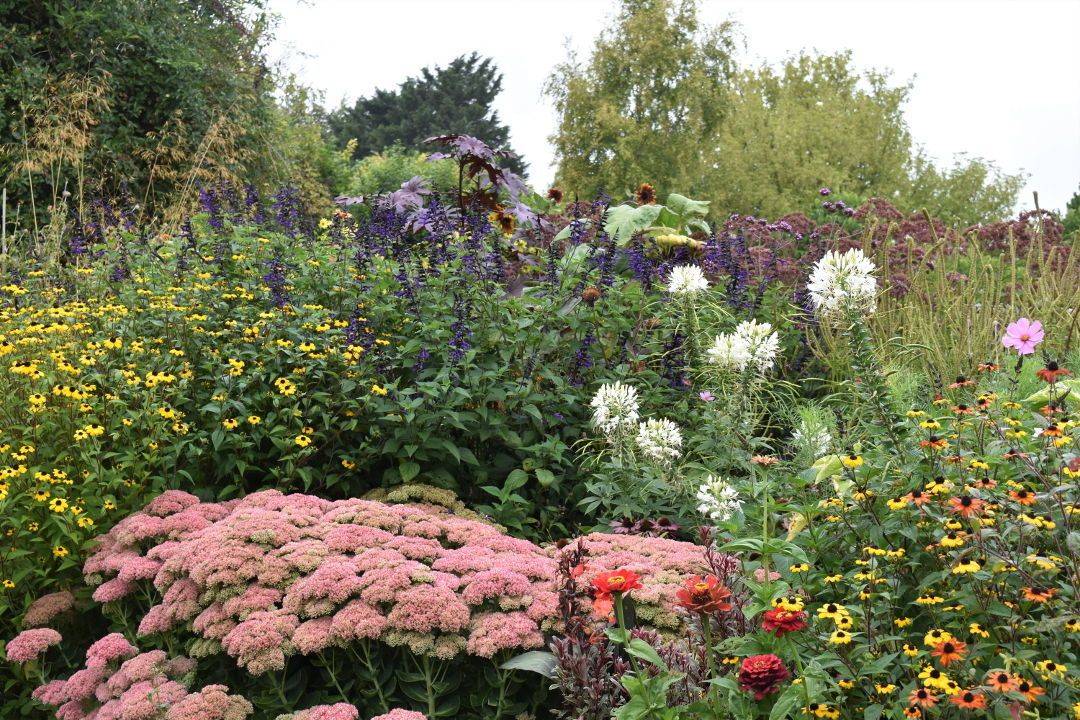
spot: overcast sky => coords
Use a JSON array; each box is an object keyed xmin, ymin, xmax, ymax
[{"xmin": 267, "ymin": 0, "xmax": 1080, "ymax": 212}]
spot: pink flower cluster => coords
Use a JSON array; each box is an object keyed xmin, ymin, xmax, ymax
[
  {"xmin": 81, "ymin": 490, "xmax": 713, "ymax": 675},
  {"xmin": 7, "ymin": 627, "xmax": 62, "ymax": 662},
  {"xmin": 31, "ymin": 635, "xmax": 251, "ymax": 720},
  {"xmin": 274, "ymin": 707, "xmax": 424, "ymax": 720},
  {"xmin": 23, "ymin": 590, "xmax": 76, "ymax": 627},
  {"xmin": 84, "ymin": 490, "xmax": 556, "ymax": 672}
]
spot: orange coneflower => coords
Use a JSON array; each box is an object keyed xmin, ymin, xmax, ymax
[
  {"xmin": 948, "ymin": 376, "xmax": 976, "ymax": 389},
  {"xmin": 1039, "ymin": 403, "xmax": 1065, "ymax": 417},
  {"xmin": 1015, "ymin": 679, "xmax": 1044, "ymax": 703},
  {"xmin": 1035, "ymin": 361, "xmax": 1071, "ymax": 383},
  {"xmin": 950, "ymin": 691, "xmax": 986, "ymax": 710},
  {"xmin": 952, "ymin": 404, "xmax": 974, "ymax": 415},
  {"xmin": 908, "ymin": 687, "xmax": 938, "ymax": 709},
  {"xmin": 1003, "ymin": 447, "xmax": 1028, "ymax": 460},
  {"xmin": 1009, "ymin": 488, "xmax": 1037, "ymax": 505},
  {"xmin": 906, "ymin": 489, "xmax": 931, "ymax": 507},
  {"xmin": 920, "ymin": 436, "xmax": 949, "ymax": 450},
  {"xmin": 932, "ymin": 640, "xmax": 967, "ymax": 666},
  {"xmin": 902, "ymin": 709, "xmax": 922, "ymax": 719},
  {"xmin": 751, "ymin": 455, "xmax": 779, "ymax": 466},
  {"xmin": 986, "ymin": 671, "xmax": 1016, "ymax": 692},
  {"xmin": 1041, "ymin": 424, "xmax": 1063, "ymax": 438},
  {"xmin": 974, "ymin": 477, "xmax": 996, "ymax": 490},
  {"xmin": 948, "ymin": 496, "xmax": 985, "ymax": 518},
  {"xmin": 1022, "ymin": 586, "xmax": 1056, "ymax": 603},
  {"xmin": 977, "ymin": 362, "xmax": 1000, "ymax": 373}
]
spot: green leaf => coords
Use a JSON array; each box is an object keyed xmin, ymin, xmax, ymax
[
  {"xmin": 626, "ymin": 638, "xmax": 668, "ymax": 670},
  {"xmin": 664, "ymin": 192, "xmax": 710, "ymax": 218},
  {"xmin": 499, "ymin": 650, "xmax": 558, "ymax": 678},
  {"xmin": 535, "ymin": 468, "xmax": 555, "ymax": 487},
  {"xmin": 604, "ymin": 203, "xmax": 664, "ymax": 245},
  {"xmin": 768, "ymin": 684, "xmax": 803, "ymax": 720},
  {"xmin": 398, "ymin": 461, "xmax": 420, "ymax": 483}
]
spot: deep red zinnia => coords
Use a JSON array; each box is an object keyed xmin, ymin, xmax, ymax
[
  {"xmin": 761, "ymin": 607, "xmax": 808, "ymax": 637},
  {"xmin": 738, "ymin": 654, "xmax": 789, "ymax": 699},
  {"xmin": 675, "ymin": 575, "xmax": 733, "ymax": 614}
]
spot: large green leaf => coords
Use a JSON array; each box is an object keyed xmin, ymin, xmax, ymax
[
  {"xmin": 665, "ymin": 192, "xmax": 710, "ymax": 218},
  {"xmin": 604, "ymin": 203, "xmax": 664, "ymax": 245},
  {"xmin": 500, "ymin": 650, "xmax": 558, "ymax": 678}
]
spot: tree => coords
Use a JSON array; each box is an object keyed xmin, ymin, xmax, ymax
[
  {"xmin": 547, "ymin": 0, "xmax": 1024, "ymax": 223},
  {"xmin": 0, "ymin": 0, "xmax": 349, "ymax": 223},
  {"xmin": 1062, "ymin": 184, "xmax": 1080, "ymax": 237},
  {"xmin": 326, "ymin": 53, "xmax": 526, "ymax": 174},
  {"xmin": 544, "ymin": 0, "xmax": 735, "ymax": 201}
]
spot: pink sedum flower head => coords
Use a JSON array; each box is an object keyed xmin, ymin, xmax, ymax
[
  {"xmin": 6, "ymin": 628, "xmax": 62, "ymax": 662},
  {"xmin": 1001, "ymin": 317, "xmax": 1044, "ymax": 355},
  {"xmin": 370, "ymin": 711, "xmax": 426, "ymax": 720}
]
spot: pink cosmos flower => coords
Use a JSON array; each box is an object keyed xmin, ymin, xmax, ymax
[{"xmin": 1001, "ymin": 317, "xmax": 1044, "ymax": 355}]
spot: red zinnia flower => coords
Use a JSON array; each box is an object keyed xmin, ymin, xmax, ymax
[
  {"xmin": 738, "ymin": 654, "xmax": 789, "ymax": 699},
  {"xmin": 591, "ymin": 568, "xmax": 643, "ymax": 598},
  {"xmin": 761, "ymin": 607, "xmax": 808, "ymax": 637},
  {"xmin": 675, "ymin": 575, "xmax": 733, "ymax": 614}
]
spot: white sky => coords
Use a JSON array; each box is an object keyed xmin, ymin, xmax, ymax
[{"xmin": 267, "ymin": 0, "xmax": 1080, "ymax": 212}]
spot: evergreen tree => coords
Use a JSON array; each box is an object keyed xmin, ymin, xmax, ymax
[{"xmin": 326, "ymin": 53, "xmax": 525, "ymax": 174}]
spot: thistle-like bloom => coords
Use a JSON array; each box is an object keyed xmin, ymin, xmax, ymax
[
  {"xmin": 666, "ymin": 264, "xmax": 709, "ymax": 295},
  {"xmin": 806, "ymin": 248, "xmax": 877, "ymax": 319},
  {"xmin": 696, "ymin": 475, "xmax": 742, "ymax": 523},
  {"xmin": 635, "ymin": 418, "xmax": 682, "ymax": 465},
  {"xmin": 590, "ymin": 382, "xmax": 640, "ymax": 437}
]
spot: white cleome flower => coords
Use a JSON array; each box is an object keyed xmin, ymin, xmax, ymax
[
  {"xmin": 635, "ymin": 417, "xmax": 683, "ymax": 465},
  {"xmin": 706, "ymin": 319, "xmax": 779, "ymax": 373},
  {"xmin": 696, "ymin": 475, "xmax": 743, "ymax": 523},
  {"xmin": 666, "ymin": 264, "xmax": 709, "ymax": 295},
  {"xmin": 733, "ymin": 319, "xmax": 780, "ymax": 372},
  {"xmin": 590, "ymin": 381, "xmax": 640, "ymax": 436},
  {"xmin": 806, "ymin": 248, "xmax": 877, "ymax": 319},
  {"xmin": 792, "ymin": 425, "xmax": 832, "ymax": 457},
  {"xmin": 706, "ymin": 332, "xmax": 751, "ymax": 370}
]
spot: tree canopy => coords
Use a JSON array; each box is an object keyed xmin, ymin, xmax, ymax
[
  {"xmin": 546, "ymin": 0, "xmax": 1024, "ymax": 224},
  {"xmin": 325, "ymin": 53, "xmax": 526, "ymax": 175}
]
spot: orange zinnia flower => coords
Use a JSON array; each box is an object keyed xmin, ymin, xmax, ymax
[
  {"xmin": 591, "ymin": 568, "xmax": 643, "ymax": 597},
  {"xmin": 950, "ymin": 690, "xmax": 986, "ymax": 710},
  {"xmin": 931, "ymin": 640, "xmax": 967, "ymax": 666},
  {"xmin": 908, "ymin": 687, "xmax": 938, "ymax": 708},
  {"xmin": 675, "ymin": 575, "xmax": 732, "ymax": 614},
  {"xmin": 948, "ymin": 495, "xmax": 985, "ymax": 517}
]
